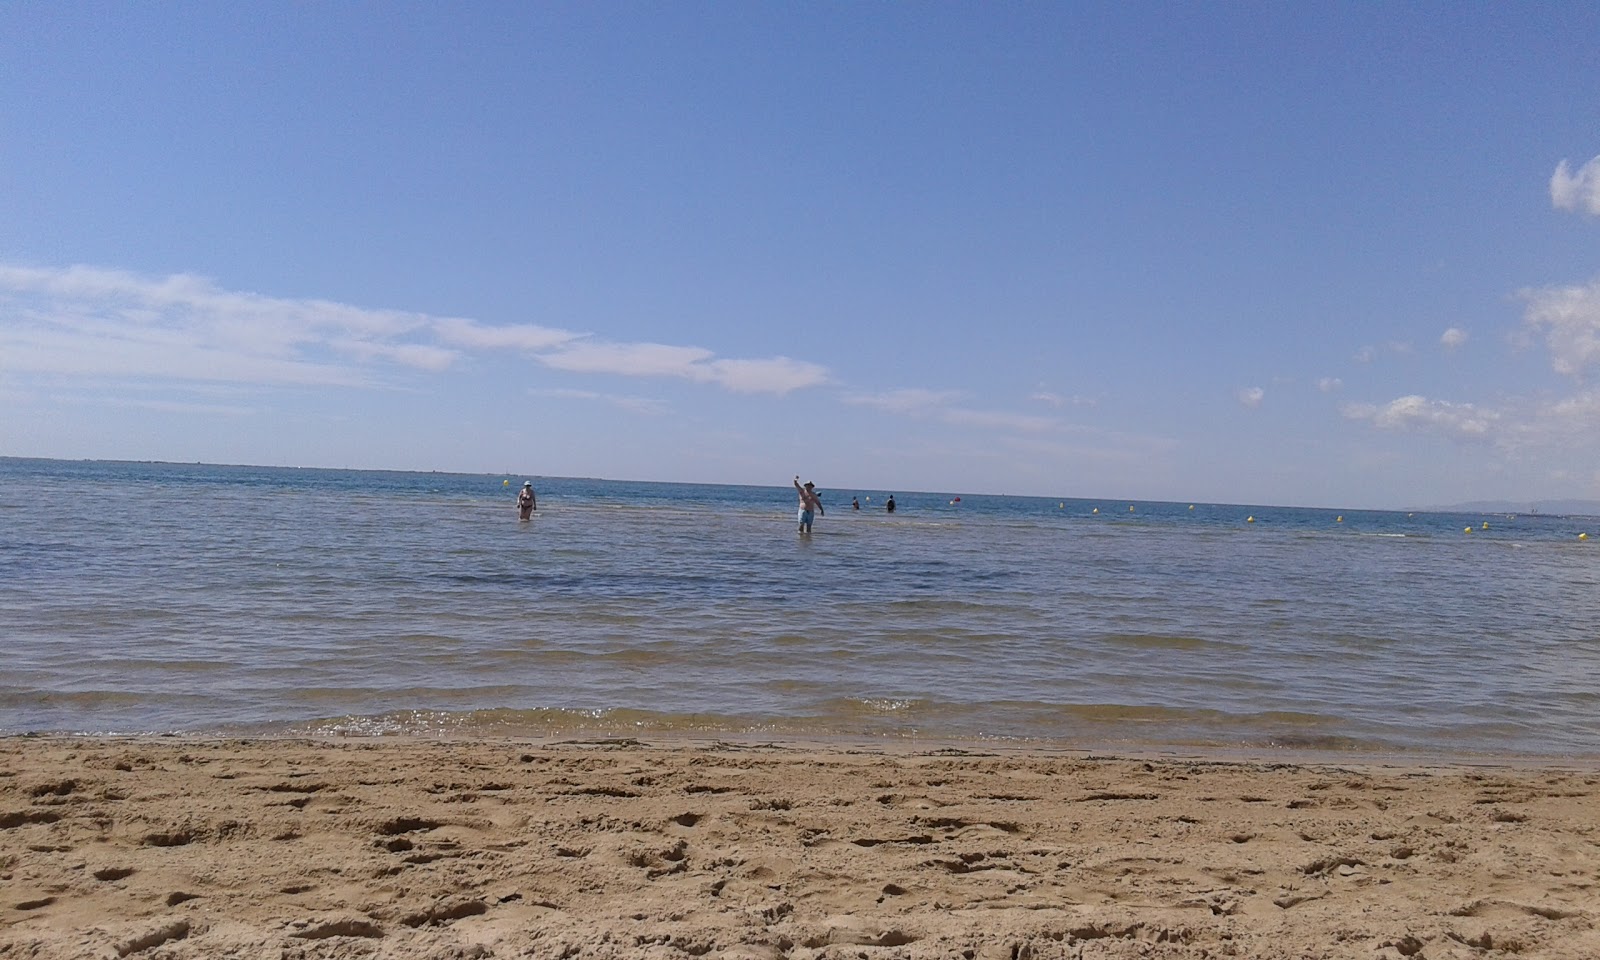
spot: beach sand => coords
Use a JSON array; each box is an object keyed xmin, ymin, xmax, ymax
[{"xmin": 2, "ymin": 738, "xmax": 1598, "ymax": 959}]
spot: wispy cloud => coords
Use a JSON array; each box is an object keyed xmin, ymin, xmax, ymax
[
  {"xmin": 434, "ymin": 317, "xmax": 580, "ymax": 352},
  {"xmin": 1346, "ymin": 389, "xmax": 1600, "ymax": 459},
  {"xmin": 1353, "ymin": 341, "xmax": 1413, "ymax": 364},
  {"xmin": 1030, "ymin": 389, "xmax": 1098, "ymax": 408},
  {"xmin": 1519, "ymin": 278, "xmax": 1600, "ymax": 377},
  {"xmin": 1439, "ymin": 327, "xmax": 1468, "ymax": 350},
  {"xmin": 0, "ymin": 263, "xmax": 829, "ymax": 396},
  {"xmin": 1515, "ymin": 390, "xmax": 1600, "ymax": 451},
  {"xmin": 1236, "ymin": 386, "xmax": 1264, "ymax": 408},
  {"xmin": 1551, "ymin": 156, "xmax": 1600, "ymax": 216},
  {"xmin": 0, "ymin": 264, "xmax": 429, "ymax": 386},
  {"xmin": 1343, "ymin": 395, "xmax": 1499, "ymax": 439},
  {"xmin": 843, "ymin": 388, "xmax": 963, "ymax": 416},
  {"xmin": 1317, "ymin": 377, "xmax": 1343, "ymax": 393},
  {"xmin": 537, "ymin": 343, "xmax": 828, "ymax": 394},
  {"xmin": 118, "ymin": 398, "xmax": 259, "ymax": 416}
]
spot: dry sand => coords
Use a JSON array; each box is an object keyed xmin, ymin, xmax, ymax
[{"xmin": 2, "ymin": 737, "xmax": 1598, "ymax": 959}]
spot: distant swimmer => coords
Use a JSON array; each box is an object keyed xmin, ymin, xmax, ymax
[
  {"xmin": 794, "ymin": 476, "xmax": 824, "ymax": 534},
  {"xmin": 886, "ymin": 495, "xmax": 896, "ymax": 514},
  {"xmin": 517, "ymin": 481, "xmax": 537, "ymax": 520},
  {"xmin": 852, "ymin": 497, "xmax": 860, "ymax": 511}
]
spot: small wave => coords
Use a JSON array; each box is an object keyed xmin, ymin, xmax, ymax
[{"xmin": 1099, "ymin": 633, "xmax": 1222, "ymax": 651}]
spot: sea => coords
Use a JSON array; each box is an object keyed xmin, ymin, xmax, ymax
[{"xmin": 3, "ymin": 457, "xmax": 1598, "ymax": 762}]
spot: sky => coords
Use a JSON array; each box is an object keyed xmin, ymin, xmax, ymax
[{"xmin": 3, "ymin": 3, "xmax": 1600, "ymax": 509}]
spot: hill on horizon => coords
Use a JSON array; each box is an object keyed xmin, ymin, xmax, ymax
[{"xmin": 1431, "ymin": 499, "xmax": 1600, "ymax": 518}]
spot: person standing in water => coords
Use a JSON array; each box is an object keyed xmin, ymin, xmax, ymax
[
  {"xmin": 517, "ymin": 481, "xmax": 537, "ymax": 520},
  {"xmin": 885, "ymin": 495, "xmax": 896, "ymax": 514},
  {"xmin": 794, "ymin": 476, "xmax": 824, "ymax": 534}
]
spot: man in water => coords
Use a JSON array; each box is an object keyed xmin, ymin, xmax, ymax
[
  {"xmin": 886, "ymin": 495, "xmax": 896, "ymax": 514},
  {"xmin": 794, "ymin": 476, "xmax": 824, "ymax": 534},
  {"xmin": 852, "ymin": 497, "xmax": 860, "ymax": 510},
  {"xmin": 517, "ymin": 481, "xmax": 537, "ymax": 520}
]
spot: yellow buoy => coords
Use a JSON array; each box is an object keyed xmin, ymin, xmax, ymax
[
  {"xmin": 1246, "ymin": 516, "xmax": 1254, "ymax": 523},
  {"xmin": 1059, "ymin": 502, "xmax": 1064, "ymax": 509},
  {"xmin": 1464, "ymin": 527, "xmax": 1473, "ymax": 533},
  {"xmin": 1092, "ymin": 507, "xmax": 1099, "ymax": 514},
  {"xmin": 1580, "ymin": 533, "xmax": 1589, "ymax": 540},
  {"xmin": 1129, "ymin": 505, "xmax": 1135, "ymax": 512},
  {"xmin": 1481, "ymin": 522, "xmax": 1489, "ymax": 530},
  {"xmin": 1189, "ymin": 504, "xmax": 1195, "ymax": 510},
  {"xmin": 503, "ymin": 479, "xmax": 509, "ymax": 486},
  {"xmin": 1336, "ymin": 516, "xmax": 1343, "ymax": 522}
]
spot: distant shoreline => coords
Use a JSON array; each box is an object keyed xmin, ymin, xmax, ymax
[
  {"xmin": 1429, "ymin": 499, "xmax": 1600, "ymax": 518},
  {"xmin": 9, "ymin": 455, "xmax": 1595, "ymax": 515}
]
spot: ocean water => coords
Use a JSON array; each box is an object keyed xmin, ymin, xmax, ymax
[{"xmin": 3, "ymin": 457, "xmax": 1598, "ymax": 760}]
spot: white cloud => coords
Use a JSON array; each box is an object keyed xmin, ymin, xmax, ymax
[
  {"xmin": 1343, "ymin": 395, "xmax": 1499, "ymax": 439},
  {"xmin": 434, "ymin": 317, "xmax": 580, "ymax": 352},
  {"xmin": 3, "ymin": 322, "xmax": 371, "ymax": 386},
  {"xmin": 0, "ymin": 263, "xmax": 830, "ymax": 397},
  {"xmin": 702, "ymin": 357, "xmax": 829, "ymax": 394},
  {"xmin": 1353, "ymin": 342, "xmax": 1413, "ymax": 364},
  {"xmin": 1237, "ymin": 386, "xmax": 1265, "ymax": 408},
  {"xmin": 1317, "ymin": 377, "xmax": 1343, "ymax": 393},
  {"xmin": 330, "ymin": 339, "xmax": 459, "ymax": 371},
  {"xmin": 540, "ymin": 342, "xmax": 715, "ymax": 377},
  {"xmin": 119, "ymin": 398, "xmax": 258, "ymax": 416},
  {"xmin": 533, "ymin": 342, "xmax": 826, "ymax": 395},
  {"xmin": 843, "ymin": 388, "xmax": 962, "ymax": 415},
  {"xmin": 0, "ymin": 264, "xmax": 446, "ymax": 386},
  {"xmin": 1520, "ymin": 278, "xmax": 1600, "ymax": 377},
  {"xmin": 1030, "ymin": 390, "xmax": 1097, "ymax": 408},
  {"xmin": 1516, "ymin": 388, "xmax": 1600, "ymax": 448},
  {"xmin": 1439, "ymin": 327, "xmax": 1468, "ymax": 350},
  {"xmin": 1551, "ymin": 156, "xmax": 1600, "ymax": 216}
]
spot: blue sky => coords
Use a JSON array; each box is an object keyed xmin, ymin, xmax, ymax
[{"xmin": 3, "ymin": 3, "xmax": 1599, "ymax": 508}]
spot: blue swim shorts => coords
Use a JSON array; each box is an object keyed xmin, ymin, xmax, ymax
[{"xmin": 799, "ymin": 508, "xmax": 815, "ymax": 525}]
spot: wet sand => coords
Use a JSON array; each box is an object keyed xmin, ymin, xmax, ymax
[{"xmin": 3, "ymin": 737, "xmax": 1598, "ymax": 959}]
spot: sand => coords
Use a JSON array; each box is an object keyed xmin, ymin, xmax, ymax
[{"xmin": 2, "ymin": 737, "xmax": 1598, "ymax": 960}]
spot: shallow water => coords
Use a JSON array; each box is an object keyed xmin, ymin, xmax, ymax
[{"xmin": 3, "ymin": 458, "xmax": 1598, "ymax": 759}]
